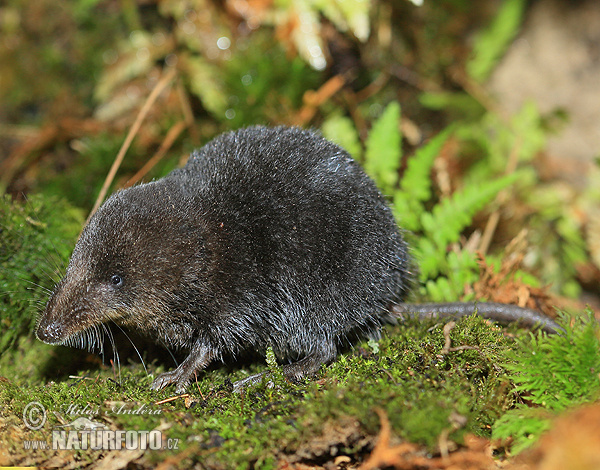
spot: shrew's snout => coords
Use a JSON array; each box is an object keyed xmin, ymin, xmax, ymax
[
  {"xmin": 36, "ymin": 288, "xmax": 71, "ymax": 344},
  {"xmin": 36, "ymin": 317, "xmax": 66, "ymax": 344}
]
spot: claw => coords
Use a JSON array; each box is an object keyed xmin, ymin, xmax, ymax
[
  {"xmin": 151, "ymin": 370, "xmax": 190, "ymax": 392},
  {"xmin": 150, "ymin": 342, "xmax": 212, "ymax": 392}
]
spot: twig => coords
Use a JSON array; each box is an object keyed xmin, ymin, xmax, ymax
[
  {"xmin": 479, "ymin": 136, "xmax": 522, "ymax": 254},
  {"xmin": 294, "ymin": 75, "xmax": 345, "ymax": 126},
  {"xmin": 86, "ymin": 67, "xmax": 177, "ymax": 225},
  {"xmin": 154, "ymin": 394, "xmax": 190, "ymax": 405},
  {"xmin": 194, "ymin": 371, "xmax": 205, "ymax": 400},
  {"xmin": 124, "ymin": 119, "xmax": 187, "ymax": 187},
  {"xmin": 440, "ymin": 321, "xmax": 456, "ymax": 355},
  {"xmin": 439, "ymin": 321, "xmax": 480, "ymax": 355}
]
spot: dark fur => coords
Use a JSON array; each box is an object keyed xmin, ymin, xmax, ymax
[{"xmin": 37, "ymin": 126, "xmax": 410, "ymax": 391}]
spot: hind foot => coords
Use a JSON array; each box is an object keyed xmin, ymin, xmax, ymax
[{"xmin": 233, "ymin": 345, "xmax": 337, "ymax": 392}]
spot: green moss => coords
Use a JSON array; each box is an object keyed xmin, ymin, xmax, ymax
[
  {"xmin": 3, "ymin": 312, "xmax": 598, "ymax": 466},
  {"xmin": 492, "ymin": 310, "xmax": 600, "ymax": 453},
  {"xmin": 0, "ymin": 194, "xmax": 83, "ymax": 356},
  {"xmin": 2, "ymin": 314, "xmax": 529, "ymax": 467},
  {"xmin": 303, "ymin": 315, "xmax": 516, "ymax": 449}
]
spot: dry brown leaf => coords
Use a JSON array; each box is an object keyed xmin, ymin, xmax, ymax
[
  {"xmin": 472, "ymin": 252, "xmax": 555, "ymax": 318},
  {"xmin": 90, "ymin": 447, "xmax": 145, "ymax": 470},
  {"xmin": 508, "ymin": 402, "xmax": 600, "ymax": 470},
  {"xmin": 360, "ymin": 409, "xmax": 499, "ymax": 470},
  {"xmin": 294, "ymin": 75, "xmax": 346, "ymax": 126}
]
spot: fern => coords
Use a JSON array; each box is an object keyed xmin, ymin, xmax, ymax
[
  {"xmin": 423, "ymin": 250, "xmax": 480, "ymax": 302},
  {"xmin": 417, "ymin": 172, "xmax": 519, "ymax": 280},
  {"xmin": 525, "ymin": 185, "xmax": 588, "ymax": 298},
  {"xmin": 321, "ymin": 113, "xmax": 362, "ymax": 160},
  {"xmin": 364, "ymin": 102, "xmax": 401, "ymax": 195},
  {"xmin": 394, "ymin": 127, "xmax": 453, "ymax": 232},
  {"xmin": 511, "ymin": 312, "xmax": 600, "ymax": 408},
  {"xmin": 421, "ymin": 172, "xmax": 518, "ymax": 249},
  {"xmin": 466, "ymin": 0, "xmax": 526, "ymax": 83},
  {"xmin": 492, "ymin": 407, "xmax": 554, "ymax": 455},
  {"xmin": 492, "ymin": 310, "xmax": 600, "ymax": 453},
  {"xmin": 321, "ymin": 103, "xmax": 521, "ymax": 301}
]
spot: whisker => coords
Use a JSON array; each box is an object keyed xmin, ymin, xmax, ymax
[
  {"xmin": 165, "ymin": 346, "xmax": 179, "ymax": 368},
  {"xmin": 103, "ymin": 323, "xmax": 121, "ymax": 384},
  {"xmin": 38, "ymin": 265, "xmax": 63, "ymax": 286},
  {"xmin": 23, "ymin": 278, "xmax": 53, "ymax": 296},
  {"xmin": 113, "ymin": 323, "xmax": 148, "ymax": 376}
]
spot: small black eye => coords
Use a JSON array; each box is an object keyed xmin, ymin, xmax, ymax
[{"xmin": 110, "ymin": 275, "xmax": 123, "ymax": 287}]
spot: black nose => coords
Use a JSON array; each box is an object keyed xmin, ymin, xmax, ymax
[{"xmin": 36, "ymin": 321, "xmax": 64, "ymax": 344}]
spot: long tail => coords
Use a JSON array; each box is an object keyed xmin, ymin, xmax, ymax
[{"xmin": 391, "ymin": 302, "xmax": 562, "ymax": 334}]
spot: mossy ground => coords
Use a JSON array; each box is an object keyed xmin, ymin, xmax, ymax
[{"xmin": 1, "ymin": 313, "xmax": 524, "ymax": 468}]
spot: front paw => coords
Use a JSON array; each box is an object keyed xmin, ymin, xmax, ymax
[
  {"xmin": 150, "ymin": 343, "xmax": 213, "ymax": 393},
  {"xmin": 151, "ymin": 369, "xmax": 190, "ymax": 393}
]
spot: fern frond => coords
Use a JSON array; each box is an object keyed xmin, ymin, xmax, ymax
[
  {"xmin": 417, "ymin": 172, "xmax": 519, "ymax": 279},
  {"xmin": 424, "ymin": 277, "xmax": 455, "ymax": 303},
  {"xmin": 466, "ymin": 0, "xmax": 525, "ymax": 83},
  {"xmin": 394, "ymin": 126, "xmax": 453, "ymax": 232},
  {"xmin": 493, "ymin": 311, "xmax": 600, "ymax": 453},
  {"xmin": 424, "ymin": 172, "xmax": 518, "ymax": 248},
  {"xmin": 321, "ymin": 114, "xmax": 362, "ymax": 160},
  {"xmin": 492, "ymin": 407, "xmax": 553, "ymax": 455},
  {"xmin": 419, "ymin": 249, "xmax": 480, "ymax": 300},
  {"xmin": 364, "ymin": 102, "xmax": 401, "ymax": 195},
  {"xmin": 510, "ymin": 311, "xmax": 600, "ymax": 409}
]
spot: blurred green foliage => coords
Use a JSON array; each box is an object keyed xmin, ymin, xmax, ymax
[
  {"xmin": 219, "ymin": 34, "xmax": 322, "ymax": 128},
  {"xmin": 0, "ymin": 0, "xmax": 126, "ymax": 118},
  {"xmin": 467, "ymin": 0, "xmax": 525, "ymax": 83},
  {"xmin": 0, "ymin": 195, "xmax": 83, "ymax": 355}
]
